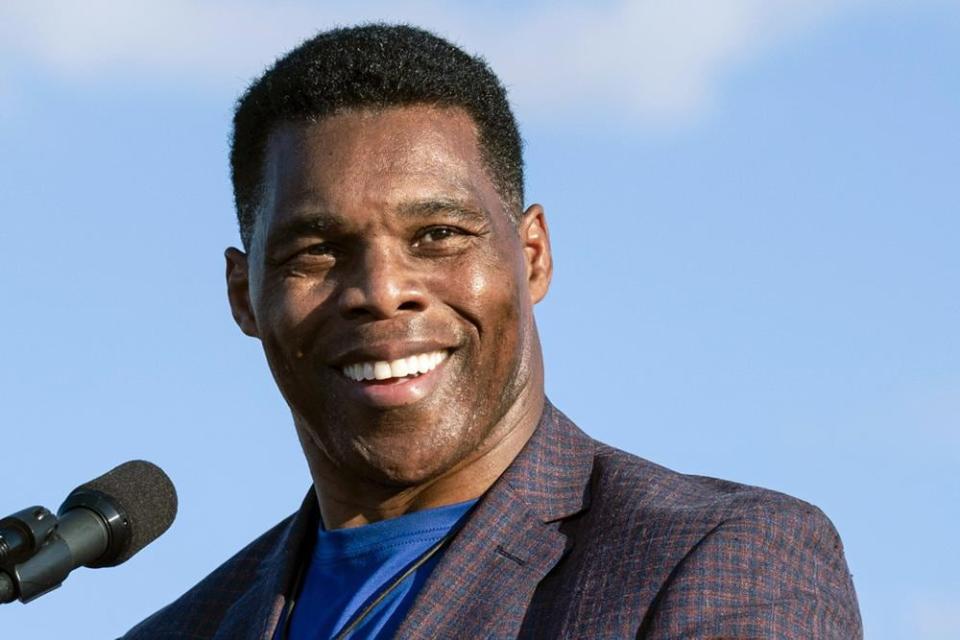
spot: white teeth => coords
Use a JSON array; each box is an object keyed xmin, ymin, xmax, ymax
[
  {"xmin": 342, "ymin": 349, "xmax": 448, "ymax": 381},
  {"xmin": 391, "ymin": 358, "xmax": 410, "ymax": 378},
  {"xmin": 405, "ymin": 355, "xmax": 419, "ymax": 372}
]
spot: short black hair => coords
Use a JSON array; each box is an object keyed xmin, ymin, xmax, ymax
[{"xmin": 230, "ymin": 23, "xmax": 524, "ymax": 250}]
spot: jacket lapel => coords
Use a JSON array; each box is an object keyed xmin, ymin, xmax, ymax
[
  {"xmin": 395, "ymin": 401, "xmax": 595, "ymax": 639},
  {"xmin": 212, "ymin": 492, "xmax": 319, "ymax": 640}
]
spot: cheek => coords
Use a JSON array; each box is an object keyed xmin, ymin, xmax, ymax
[
  {"xmin": 257, "ymin": 281, "xmax": 333, "ymax": 361},
  {"xmin": 442, "ymin": 254, "xmax": 517, "ymax": 316},
  {"xmin": 447, "ymin": 252, "xmax": 528, "ymax": 354}
]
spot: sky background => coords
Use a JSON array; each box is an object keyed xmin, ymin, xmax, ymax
[{"xmin": 1, "ymin": 1, "xmax": 957, "ymax": 638}]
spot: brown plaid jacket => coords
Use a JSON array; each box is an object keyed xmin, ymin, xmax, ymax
[{"xmin": 123, "ymin": 402, "xmax": 862, "ymax": 639}]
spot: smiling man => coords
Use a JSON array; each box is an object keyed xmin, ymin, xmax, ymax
[
  {"xmin": 124, "ymin": 24, "xmax": 862, "ymax": 639},
  {"xmin": 234, "ymin": 106, "xmax": 549, "ymax": 525}
]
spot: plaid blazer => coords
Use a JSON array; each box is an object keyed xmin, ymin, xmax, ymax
[{"xmin": 123, "ymin": 402, "xmax": 862, "ymax": 639}]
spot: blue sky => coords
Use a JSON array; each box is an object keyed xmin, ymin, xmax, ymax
[{"xmin": 1, "ymin": 2, "xmax": 957, "ymax": 638}]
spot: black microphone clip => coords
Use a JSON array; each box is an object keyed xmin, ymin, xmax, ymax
[
  {"xmin": 0, "ymin": 506, "xmax": 58, "ymax": 567},
  {"xmin": 0, "ymin": 503, "xmax": 114, "ymax": 604},
  {"xmin": 0, "ymin": 506, "xmax": 67, "ymax": 603}
]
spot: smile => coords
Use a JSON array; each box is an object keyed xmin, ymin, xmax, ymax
[{"xmin": 341, "ymin": 349, "xmax": 449, "ymax": 382}]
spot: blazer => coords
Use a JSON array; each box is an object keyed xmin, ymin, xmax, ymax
[{"xmin": 123, "ymin": 402, "xmax": 863, "ymax": 639}]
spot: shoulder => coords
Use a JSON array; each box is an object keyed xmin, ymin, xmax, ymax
[
  {"xmin": 122, "ymin": 514, "xmax": 296, "ymax": 639},
  {"xmin": 544, "ymin": 404, "xmax": 830, "ymax": 533},
  {"xmin": 590, "ymin": 440, "xmax": 831, "ymax": 531},
  {"xmin": 586, "ymin": 440, "xmax": 849, "ymax": 573},
  {"xmin": 583, "ymin": 442, "xmax": 861, "ymax": 637}
]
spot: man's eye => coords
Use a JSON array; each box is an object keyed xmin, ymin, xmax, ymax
[
  {"xmin": 302, "ymin": 243, "xmax": 335, "ymax": 256},
  {"xmin": 417, "ymin": 227, "xmax": 461, "ymax": 244},
  {"xmin": 283, "ymin": 243, "xmax": 337, "ymax": 266}
]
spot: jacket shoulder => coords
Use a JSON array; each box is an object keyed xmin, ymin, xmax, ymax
[
  {"xmin": 583, "ymin": 443, "xmax": 862, "ymax": 638},
  {"xmin": 586, "ymin": 442, "xmax": 851, "ymax": 580},
  {"xmin": 590, "ymin": 441, "xmax": 822, "ymax": 522}
]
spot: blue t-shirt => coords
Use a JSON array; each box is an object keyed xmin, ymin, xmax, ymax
[{"xmin": 279, "ymin": 499, "xmax": 477, "ymax": 640}]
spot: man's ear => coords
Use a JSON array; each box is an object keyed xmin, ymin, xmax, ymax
[
  {"xmin": 225, "ymin": 247, "xmax": 260, "ymax": 338},
  {"xmin": 519, "ymin": 204, "xmax": 552, "ymax": 304}
]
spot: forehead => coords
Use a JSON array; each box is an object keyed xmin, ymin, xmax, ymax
[{"xmin": 260, "ymin": 106, "xmax": 497, "ymax": 219}]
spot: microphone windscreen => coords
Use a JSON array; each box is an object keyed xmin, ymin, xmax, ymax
[{"xmin": 74, "ymin": 460, "xmax": 178, "ymax": 566}]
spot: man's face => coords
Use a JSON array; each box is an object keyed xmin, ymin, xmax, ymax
[{"xmin": 227, "ymin": 106, "xmax": 551, "ymax": 487}]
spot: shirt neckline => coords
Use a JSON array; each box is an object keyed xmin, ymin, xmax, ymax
[{"xmin": 313, "ymin": 498, "xmax": 478, "ymax": 561}]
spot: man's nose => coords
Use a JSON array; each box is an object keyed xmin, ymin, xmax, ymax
[{"xmin": 337, "ymin": 243, "xmax": 427, "ymax": 320}]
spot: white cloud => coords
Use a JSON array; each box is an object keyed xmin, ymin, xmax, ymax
[
  {"xmin": 0, "ymin": 0, "xmax": 923, "ymax": 126},
  {"xmin": 476, "ymin": 0, "xmax": 866, "ymax": 125}
]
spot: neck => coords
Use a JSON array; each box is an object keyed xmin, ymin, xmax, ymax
[{"xmin": 303, "ymin": 387, "xmax": 545, "ymax": 530}]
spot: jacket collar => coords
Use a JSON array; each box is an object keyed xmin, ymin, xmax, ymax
[
  {"xmin": 498, "ymin": 399, "xmax": 595, "ymax": 523},
  {"xmin": 394, "ymin": 399, "xmax": 597, "ymax": 638},
  {"xmin": 213, "ymin": 490, "xmax": 318, "ymax": 640}
]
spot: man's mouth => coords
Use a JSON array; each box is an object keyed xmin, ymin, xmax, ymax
[{"xmin": 341, "ymin": 349, "xmax": 449, "ymax": 383}]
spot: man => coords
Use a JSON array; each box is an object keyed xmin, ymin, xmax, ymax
[{"xmin": 125, "ymin": 24, "xmax": 862, "ymax": 639}]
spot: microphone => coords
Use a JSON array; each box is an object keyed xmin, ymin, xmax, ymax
[{"xmin": 0, "ymin": 460, "xmax": 177, "ymax": 604}]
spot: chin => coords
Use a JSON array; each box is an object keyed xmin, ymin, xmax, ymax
[
  {"xmin": 352, "ymin": 439, "xmax": 467, "ymax": 487},
  {"xmin": 361, "ymin": 463, "xmax": 441, "ymax": 488},
  {"xmin": 295, "ymin": 400, "xmax": 491, "ymax": 488}
]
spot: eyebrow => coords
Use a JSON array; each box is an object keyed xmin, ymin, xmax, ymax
[
  {"xmin": 395, "ymin": 198, "xmax": 489, "ymax": 226},
  {"xmin": 265, "ymin": 212, "xmax": 342, "ymax": 252}
]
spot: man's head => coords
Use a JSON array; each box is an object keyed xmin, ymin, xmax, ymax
[
  {"xmin": 230, "ymin": 24, "xmax": 524, "ymax": 251},
  {"xmin": 225, "ymin": 25, "xmax": 551, "ymax": 506}
]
